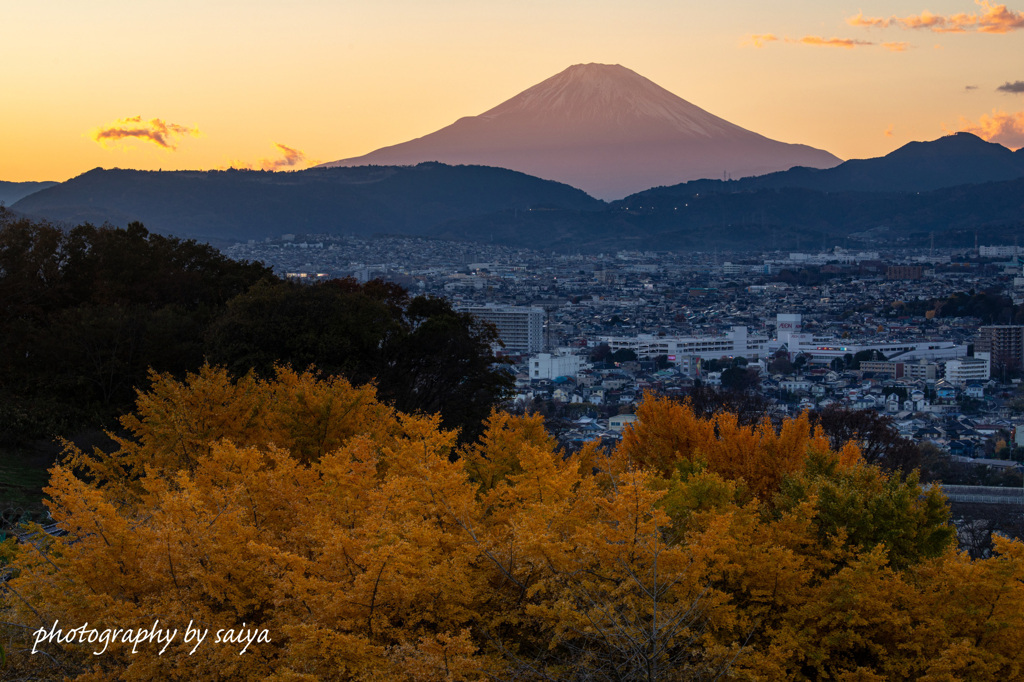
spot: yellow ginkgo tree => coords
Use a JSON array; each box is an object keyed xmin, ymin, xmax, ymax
[{"xmin": 2, "ymin": 369, "xmax": 1022, "ymax": 682}]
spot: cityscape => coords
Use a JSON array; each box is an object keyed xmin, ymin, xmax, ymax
[{"xmin": 231, "ymin": 233, "xmax": 1024, "ymax": 462}]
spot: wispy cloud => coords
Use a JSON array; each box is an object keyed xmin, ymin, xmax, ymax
[
  {"xmin": 261, "ymin": 144, "xmax": 308, "ymax": 171},
  {"xmin": 997, "ymin": 80, "xmax": 1024, "ymax": 93},
  {"xmin": 226, "ymin": 143, "xmax": 313, "ymax": 171},
  {"xmin": 847, "ymin": 1, "xmax": 1024, "ymax": 34},
  {"xmin": 946, "ymin": 110, "xmax": 1024, "ymax": 148},
  {"xmin": 885, "ymin": 125, "xmax": 895, "ymax": 137},
  {"xmin": 745, "ymin": 32, "xmax": 909, "ymax": 51},
  {"xmin": 847, "ymin": 12, "xmax": 891, "ymax": 28},
  {"xmin": 92, "ymin": 116, "xmax": 200, "ymax": 150},
  {"xmin": 743, "ymin": 34, "xmax": 779, "ymax": 47},
  {"xmin": 789, "ymin": 35, "xmax": 875, "ymax": 48},
  {"xmin": 966, "ymin": 84, "xmax": 979, "ymax": 90},
  {"xmin": 900, "ymin": 10, "xmax": 954, "ymax": 31}
]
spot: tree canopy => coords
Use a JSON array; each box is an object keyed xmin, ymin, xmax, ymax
[
  {"xmin": 0, "ymin": 211, "xmax": 272, "ymax": 442},
  {"xmin": 205, "ymin": 278, "xmax": 512, "ymax": 441},
  {"xmin": 5, "ymin": 375, "xmax": 1020, "ymax": 681},
  {"xmin": 0, "ymin": 213, "xmax": 510, "ymax": 446},
  {"xmin": 809, "ymin": 404, "xmax": 922, "ymax": 473}
]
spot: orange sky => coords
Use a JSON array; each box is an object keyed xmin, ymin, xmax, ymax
[{"xmin": 2, "ymin": 0, "xmax": 1023, "ymax": 183}]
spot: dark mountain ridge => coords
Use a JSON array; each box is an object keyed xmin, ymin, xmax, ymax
[
  {"xmin": 11, "ymin": 133, "xmax": 1024, "ymax": 253},
  {"xmin": 12, "ymin": 164, "xmax": 602, "ymax": 242},
  {"xmin": 630, "ymin": 132, "xmax": 1024, "ymax": 198},
  {"xmin": 434, "ymin": 176, "xmax": 1024, "ymax": 251},
  {"xmin": 0, "ymin": 180, "xmax": 58, "ymax": 206}
]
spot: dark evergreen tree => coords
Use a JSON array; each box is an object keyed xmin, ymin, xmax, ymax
[
  {"xmin": 0, "ymin": 212, "xmax": 272, "ymax": 444},
  {"xmin": 206, "ymin": 278, "xmax": 513, "ymax": 441}
]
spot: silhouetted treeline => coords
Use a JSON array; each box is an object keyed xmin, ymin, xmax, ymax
[
  {"xmin": 206, "ymin": 278, "xmax": 512, "ymax": 440},
  {"xmin": 0, "ymin": 212, "xmax": 272, "ymax": 442},
  {"xmin": 0, "ymin": 210, "xmax": 511, "ymax": 447}
]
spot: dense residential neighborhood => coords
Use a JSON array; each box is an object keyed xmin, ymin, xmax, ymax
[{"xmin": 228, "ymin": 234, "xmax": 1024, "ymax": 465}]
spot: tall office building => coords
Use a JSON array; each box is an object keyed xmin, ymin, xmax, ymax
[
  {"xmin": 976, "ymin": 326, "xmax": 1024, "ymax": 371},
  {"xmin": 465, "ymin": 305, "xmax": 545, "ymax": 354}
]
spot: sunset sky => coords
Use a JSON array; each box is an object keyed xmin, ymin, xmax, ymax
[{"xmin": 3, "ymin": 0, "xmax": 1023, "ymax": 183}]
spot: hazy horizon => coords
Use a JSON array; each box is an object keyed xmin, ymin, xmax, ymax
[{"xmin": 2, "ymin": 1, "xmax": 1023, "ymax": 183}]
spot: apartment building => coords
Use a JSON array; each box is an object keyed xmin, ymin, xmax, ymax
[
  {"xmin": 466, "ymin": 304, "xmax": 545, "ymax": 354},
  {"xmin": 976, "ymin": 326, "xmax": 1024, "ymax": 371}
]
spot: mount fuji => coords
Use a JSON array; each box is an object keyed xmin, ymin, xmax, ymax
[{"xmin": 318, "ymin": 63, "xmax": 842, "ymax": 199}]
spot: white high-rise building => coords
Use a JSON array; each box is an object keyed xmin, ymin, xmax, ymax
[{"xmin": 466, "ymin": 305, "xmax": 545, "ymax": 354}]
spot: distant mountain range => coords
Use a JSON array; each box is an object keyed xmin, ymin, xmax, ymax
[
  {"xmin": 9, "ymin": 131, "xmax": 1024, "ymax": 252},
  {"xmin": 0, "ymin": 180, "xmax": 58, "ymax": 206},
  {"xmin": 10, "ymin": 164, "xmax": 601, "ymax": 243},
  {"xmin": 644, "ymin": 132, "xmax": 1024, "ymax": 196},
  {"xmin": 317, "ymin": 63, "xmax": 841, "ymax": 200},
  {"xmin": 432, "ymin": 176, "xmax": 1024, "ymax": 252}
]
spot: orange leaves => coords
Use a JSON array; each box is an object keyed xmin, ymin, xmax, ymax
[
  {"xmin": 460, "ymin": 409, "xmax": 556, "ymax": 492},
  {"xmin": 912, "ymin": 537, "xmax": 1024, "ymax": 678},
  {"xmin": 266, "ymin": 366, "xmax": 396, "ymax": 466},
  {"xmin": 618, "ymin": 392, "xmax": 715, "ymax": 476},
  {"xmin": 120, "ymin": 364, "xmax": 268, "ymax": 471},
  {"xmin": 7, "ymin": 367, "xmax": 494, "ymax": 680},
  {"xmin": 386, "ymin": 629, "xmax": 484, "ymax": 681},
  {"xmin": 619, "ymin": 393, "xmax": 848, "ymax": 501},
  {"xmin": 5, "ymin": 371, "xmax": 1024, "ymax": 680},
  {"xmin": 64, "ymin": 364, "xmax": 399, "ymax": 505}
]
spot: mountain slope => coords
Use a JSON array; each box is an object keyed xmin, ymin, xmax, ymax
[
  {"xmin": 11, "ymin": 164, "xmax": 603, "ymax": 242},
  {"xmin": 639, "ymin": 132, "xmax": 1024, "ymax": 197},
  {"xmin": 433, "ymin": 177, "xmax": 1024, "ymax": 251},
  {"xmin": 0, "ymin": 180, "xmax": 58, "ymax": 206},
  {"xmin": 318, "ymin": 63, "xmax": 841, "ymax": 200}
]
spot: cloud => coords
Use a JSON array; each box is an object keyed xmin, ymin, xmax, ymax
[
  {"xmin": 998, "ymin": 80, "xmax": 1024, "ymax": 93},
  {"xmin": 261, "ymin": 144, "xmax": 308, "ymax": 171},
  {"xmin": 885, "ymin": 125, "xmax": 895, "ymax": 137},
  {"xmin": 847, "ymin": 11, "xmax": 891, "ymax": 28},
  {"xmin": 226, "ymin": 143, "xmax": 313, "ymax": 171},
  {"xmin": 971, "ymin": 1, "xmax": 1024, "ymax": 32},
  {"xmin": 900, "ymin": 10, "xmax": 954, "ymax": 31},
  {"xmin": 93, "ymin": 116, "xmax": 200, "ymax": 150},
  {"xmin": 743, "ymin": 34, "xmax": 779, "ymax": 47},
  {"xmin": 744, "ymin": 30, "xmax": 909, "ymax": 51},
  {"xmin": 965, "ymin": 84, "xmax": 979, "ymax": 90},
  {"xmin": 946, "ymin": 109, "xmax": 1024, "ymax": 148},
  {"xmin": 788, "ymin": 35, "xmax": 874, "ymax": 48},
  {"xmin": 847, "ymin": 1, "xmax": 1024, "ymax": 34}
]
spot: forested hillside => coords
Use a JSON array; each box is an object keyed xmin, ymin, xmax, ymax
[
  {"xmin": 11, "ymin": 136, "xmax": 1024, "ymax": 252},
  {"xmin": 11, "ymin": 165, "xmax": 602, "ymax": 243},
  {"xmin": 0, "ymin": 181, "xmax": 57, "ymax": 206}
]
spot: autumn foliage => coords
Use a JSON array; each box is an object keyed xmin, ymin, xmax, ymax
[{"xmin": 2, "ymin": 374, "xmax": 1022, "ymax": 681}]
